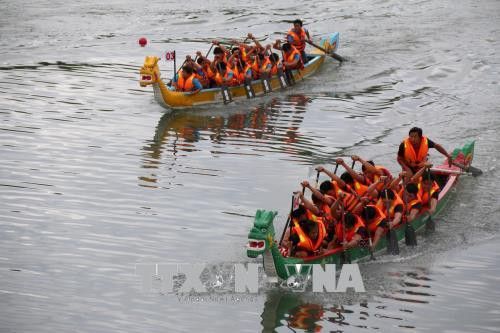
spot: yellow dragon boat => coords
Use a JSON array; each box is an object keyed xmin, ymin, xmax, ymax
[{"xmin": 139, "ymin": 33, "xmax": 340, "ymax": 109}]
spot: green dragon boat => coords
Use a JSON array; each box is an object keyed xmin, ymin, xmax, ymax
[{"xmin": 247, "ymin": 141, "xmax": 476, "ymax": 280}]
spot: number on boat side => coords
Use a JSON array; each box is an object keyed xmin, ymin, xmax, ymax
[{"xmin": 164, "ymin": 51, "xmax": 175, "ymax": 61}]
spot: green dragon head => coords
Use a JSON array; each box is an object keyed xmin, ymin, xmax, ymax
[
  {"xmin": 451, "ymin": 141, "xmax": 475, "ymax": 167},
  {"xmin": 247, "ymin": 210, "xmax": 278, "ymax": 258}
]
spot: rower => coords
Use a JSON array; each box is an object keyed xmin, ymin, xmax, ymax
[
  {"xmin": 362, "ymin": 205, "xmax": 387, "ymax": 251},
  {"xmin": 290, "ymin": 218, "xmax": 326, "ymax": 257},
  {"xmin": 351, "ymin": 155, "xmax": 393, "ymax": 192},
  {"xmin": 412, "ymin": 164, "xmax": 440, "ymax": 215},
  {"xmin": 376, "ymin": 189, "xmax": 404, "ymax": 229},
  {"xmin": 397, "ymin": 127, "xmax": 452, "ymax": 176},
  {"xmin": 335, "ymin": 158, "xmax": 370, "ymax": 196},
  {"xmin": 273, "ymin": 41, "xmax": 304, "ymax": 71},
  {"xmin": 330, "ymin": 212, "xmax": 367, "ymax": 250},
  {"xmin": 214, "ymin": 62, "xmax": 238, "ymax": 87},
  {"xmin": 286, "ymin": 19, "xmax": 312, "ymax": 63},
  {"xmin": 401, "ymin": 183, "xmax": 422, "ymax": 222},
  {"xmin": 172, "ymin": 65, "xmax": 202, "ymax": 93}
]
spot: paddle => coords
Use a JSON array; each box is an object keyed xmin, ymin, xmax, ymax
[
  {"xmin": 334, "ymin": 163, "xmax": 339, "ymax": 175},
  {"xmin": 363, "ymin": 204, "xmax": 376, "ymax": 261},
  {"xmin": 425, "ymin": 167, "xmax": 436, "ymax": 233},
  {"xmin": 216, "ymin": 62, "xmax": 232, "ymax": 104},
  {"xmin": 452, "ymin": 161, "xmax": 482, "ymax": 177},
  {"xmin": 385, "ymin": 190, "xmax": 400, "ymax": 255},
  {"xmin": 315, "ymin": 170, "xmax": 320, "ymax": 188},
  {"xmin": 340, "ymin": 203, "xmax": 351, "ymax": 264},
  {"xmin": 402, "ymin": 181, "xmax": 417, "ymax": 246},
  {"xmin": 305, "ymin": 40, "xmax": 344, "ymax": 62},
  {"xmin": 261, "ymin": 72, "xmax": 272, "ymax": 94},
  {"xmin": 276, "ymin": 66, "xmax": 288, "ymax": 89},
  {"xmin": 430, "ymin": 167, "xmax": 475, "ymax": 176},
  {"xmin": 279, "ymin": 194, "xmax": 296, "ymax": 246}
]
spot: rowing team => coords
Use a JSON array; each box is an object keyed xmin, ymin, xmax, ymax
[
  {"xmin": 170, "ymin": 19, "xmax": 312, "ymax": 93},
  {"xmin": 281, "ymin": 127, "xmax": 454, "ymax": 258}
]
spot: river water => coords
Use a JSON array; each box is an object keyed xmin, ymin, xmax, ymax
[{"xmin": 1, "ymin": 0, "xmax": 499, "ymax": 332}]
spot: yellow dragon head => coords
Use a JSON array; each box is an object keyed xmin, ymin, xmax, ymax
[{"xmin": 139, "ymin": 56, "xmax": 161, "ymax": 87}]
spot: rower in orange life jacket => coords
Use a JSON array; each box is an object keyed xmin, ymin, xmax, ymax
[
  {"xmin": 281, "ymin": 205, "xmax": 315, "ymax": 255},
  {"xmin": 214, "ymin": 62, "xmax": 238, "ymax": 87},
  {"xmin": 312, "ymin": 165, "xmax": 362, "ymax": 214},
  {"xmin": 333, "ymin": 212, "xmax": 367, "ymax": 250},
  {"xmin": 400, "ymin": 182, "xmax": 422, "ymax": 223},
  {"xmin": 286, "ymin": 19, "xmax": 311, "ymax": 63},
  {"xmin": 228, "ymin": 57, "xmax": 252, "ymax": 85},
  {"xmin": 173, "ymin": 65, "xmax": 203, "ymax": 93},
  {"xmin": 350, "ymin": 155, "xmax": 393, "ymax": 192},
  {"xmin": 418, "ymin": 170, "xmax": 440, "ymax": 215},
  {"xmin": 362, "ymin": 205, "xmax": 387, "ymax": 251},
  {"xmin": 273, "ymin": 41, "xmax": 304, "ymax": 71},
  {"xmin": 397, "ymin": 127, "xmax": 452, "ymax": 175},
  {"xmin": 291, "ymin": 218, "xmax": 326, "ymax": 257},
  {"xmin": 376, "ymin": 189, "xmax": 405, "ymax": 229}
]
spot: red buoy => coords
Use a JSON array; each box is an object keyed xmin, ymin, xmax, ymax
[{"xmin": 139, "ymin": 37, "xmax": 147, "ymax": 47}]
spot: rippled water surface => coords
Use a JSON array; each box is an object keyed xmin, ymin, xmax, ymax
[{"xmin": 1, "ymin": 0, "xmax": 499, "ymax": 332}]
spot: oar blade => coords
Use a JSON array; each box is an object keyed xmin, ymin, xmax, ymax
[
  {"xmin": 467, "ymin": 165, "xmax": 483, "ymax": 177},
  {"xmin": 386, "ymin": 230, "xmax": 399, "ymax": 255},
  {"xmin": 405, "ymin": 223, "xmax": 418, "ymax": 246},
  {"xmin": 425, "ymin": 215, "xmax": 436, "ymax": 233}
]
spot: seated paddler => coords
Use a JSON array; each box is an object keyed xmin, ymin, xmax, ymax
[
  {"xmin": 172, "ymin": 64, "xmax": 202, "ymax": 93},
  {"xmin": 329, "ymin": 212, "xmax": 367, "ymax": 251},
  {"xmin": 289, "ymin": 218, "xmax": 326, "ymax": 257},
  {"xmin": 376, "ymin": 189, "xmax": 404, "ymax": 229}
]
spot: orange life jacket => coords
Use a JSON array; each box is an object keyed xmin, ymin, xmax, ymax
[
  {"xmin": 239, "ymin": 46, "xmax": 249, "ymax": 62},
  {"xmin": 351, "ymin": 180, "xmax": 369, "ymax": 197},
  {"xmin": 320, "ymin": 202, "xmax": 334, "ymax": 225},
  {"xmin": 214, "ymin": 69, "xmax": 237, "ymax": 86},
  {"xmin": 364, "ymin": 204, "xmax": 386, "ymax": 233},
  {"xmin": 292, "ymin": 218, "xmax": 326, "ymax": 252},
  {"xmin": 332, "ymin": 181, "xmax": 359, "ymax": 212},
  {"xmin": 260, "ymin": 57, "xmax": 271, "ymax": 74},
  {"xmin": 366, "ymin": 166, "xmax": 392, "ymax": 192},
  {"xmin": 232, "ymin": 63, "xmax": 251, "ymax": 84},
  {"xmin": 335, "ymin": 214, "xmax": 366, "ymax": 243},
  {"xmin": 205, "ymin": 66, "xmax": 216, "ymax": 80},
  {"xmin": 403, "ymin": 136, "xmax": 429, "ymax": 166},
  {"xmin": 376, "ymin": 191, "xmax": 404, "ymax": 219},
  {"xmin": 176, "ymin": 72, "xmax": 195, "ymax": 92},
  {"xmin": 285, "ymin": 46, "xmax": 304, "ymax": 70},
  {"xmin": 418, "ymin": 181, "xmax": 440, "ymax": 206},
  {"xmin": 270, "ymin": 61, "xmax": 281, "ymax": 75},
  {"xmin": 288, "ymin": 28, "xmax": 307, "ymax": 52}
]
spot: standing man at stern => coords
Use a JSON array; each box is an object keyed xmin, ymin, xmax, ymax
[{"xmin": 397, "ymin": 127, "xmax": 452, "ymax": 176}]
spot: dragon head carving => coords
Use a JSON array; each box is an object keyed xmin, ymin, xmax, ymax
[
  {"xmin": 247, "ymin": 210, "xmax": 278, "ymax": 258},
  {"xmin": 139, "ymin": 56, "xmax": 161, "ymax": 87}
]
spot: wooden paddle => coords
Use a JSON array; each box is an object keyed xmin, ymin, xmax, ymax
[
  {"xmin": 306, "ymin": 40, "xmax": 344, "ymax": 62},
  {"xmin": 279, "ymin": 193, "xmax": 296, "ymax": 246},
  {"xmin": 385, "ymin": 190, "xmax": 400, "ymax": 255},
  {"xmin": 452, "ymin": 161, "xmax": 483, "ymax": 177},
  {"xmin": 340, "ymin": 203, "xmax": 351, "ymax": 264},
  {"xmin": 216, "ymin": 62, "xmax": 233, "ymax": 104},
  {"xmin": 430, "ymin": 167, "xmax": 474, "ymax": 176},
  {"xmin": 362, "ymin": 204, "xmax": 376, "ymax": 261},
  {"xmin": 402, "ymin": 181, "xmax": 417, "ymax": 246},
  {"xmin": 425, "ymin": 167, "xmax": 436, "ymax": 233}
]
